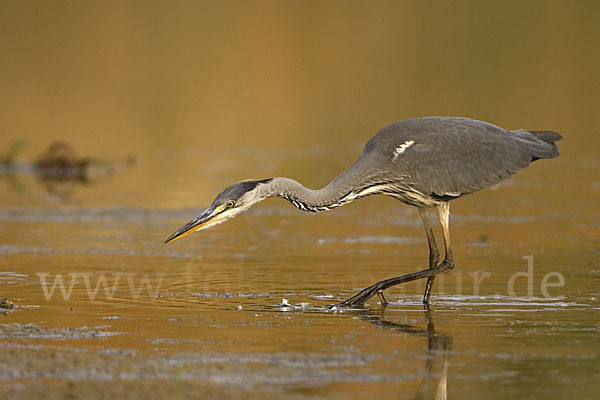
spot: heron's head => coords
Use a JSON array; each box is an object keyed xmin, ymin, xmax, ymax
[{"xmin": 164, "ymin": 178, "xmax": 273, "ymax": 243}]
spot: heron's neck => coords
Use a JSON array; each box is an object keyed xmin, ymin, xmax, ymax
[{"xmin": 260, "ymin": 176, "xmax": 367, "ymax": 212}]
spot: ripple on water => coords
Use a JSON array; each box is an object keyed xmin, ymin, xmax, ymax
[
  {"xmin": 387, "ymin": 294, "xmax": 587, "ymax": 309},
  {"xmin": 0, "ymin": 323, "xmax": 123, "ymax": 340},
  {"xmin": 0, "ymin": 271, "xmax": 28, "ymax": 284},
  {"xmin": 317, "ymin": 235, "xmax": 424, "ymax": 245}
]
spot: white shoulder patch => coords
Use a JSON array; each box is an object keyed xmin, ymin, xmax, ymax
[{"xmin": 392, "ymin": 140, "xmax": 415, "ymax": 160}]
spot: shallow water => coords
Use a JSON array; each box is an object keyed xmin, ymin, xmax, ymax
[
  {"xmin": 2, "ymin": 2, "xmax": 600, "ymax": 399},
  {"xmin": 1, "ymin": 146, "xmax": 599, "ymax": 399}
]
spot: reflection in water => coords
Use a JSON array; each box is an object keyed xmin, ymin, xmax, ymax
[
  {"xmin": 359, "ymin": 306, "xmax": 452, "ymax": 400},
  {"xmin": 0, "ymin": 2, "xmax": 597, "ymax": 398},
  {"xmin": 0, "ymin": 140, "xmax": 134, "ymax": 199}
]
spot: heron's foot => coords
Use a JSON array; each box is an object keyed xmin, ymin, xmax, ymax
[
  {"xmin": 332, "ymin": 267, "xmax": 440, "ymax": 308},
  {"xmin": 332, "ymin": 281, "xmax": 385, "ymax": 309},
  {"xmin": 334, "ymin": 260, "xmax": 456, "ymax": 308}
]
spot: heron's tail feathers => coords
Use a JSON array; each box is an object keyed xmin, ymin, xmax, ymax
[
  {"xmin": 510, "ymin": 129, "xmax": 561, "ymax": 160},
  {"xmin": 528, "ymin": 130, "xmax": 562, "ymax": 145}
]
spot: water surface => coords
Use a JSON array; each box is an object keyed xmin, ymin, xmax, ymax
[{"xmin": 1, "ymin": 1, "xmax": 599, "ymax": 399}]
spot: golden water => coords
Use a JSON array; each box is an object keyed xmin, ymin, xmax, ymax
[{"xmin": 1, "ymin": 1, "xmax": 599, "ymax": 399}]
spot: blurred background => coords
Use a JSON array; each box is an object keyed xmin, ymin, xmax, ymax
[
  {"xmin": 1, "ymin": 0, "xmax": 598, "ymax": 210},
  {"xmin": 1, "ymin": 2, "xmax": 599, "ymax": 398}
]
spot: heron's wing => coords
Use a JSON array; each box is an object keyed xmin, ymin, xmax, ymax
[{"xmin": 371, "ymin": 117, "xmax": 558, "ymax": 198}]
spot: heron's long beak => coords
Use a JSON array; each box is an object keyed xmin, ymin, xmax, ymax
[{"xmin": 165, "ymin": 205, "xmax": 224, "ymax": 243}]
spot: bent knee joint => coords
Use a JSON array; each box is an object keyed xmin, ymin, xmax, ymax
[{"xmin": 442, "ymin": 259, "xmax": 454, "ymax": 272}]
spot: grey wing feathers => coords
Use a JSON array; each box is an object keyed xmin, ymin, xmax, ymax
[
  {"xmin": 367, "ymin": 117, "xmax": 561, "ymax": 199},
  {"xmin": 409, "ymin": 123, "xmax": 530, "ymax": 197}
]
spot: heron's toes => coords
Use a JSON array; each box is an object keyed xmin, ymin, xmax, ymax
[
  {"xmin": 331, "ymin": 293, "xmax": 371, "ymax": 309},
  {"xmin": 332, "ymin": 298, "xmax": 365, "ymax": 309}
]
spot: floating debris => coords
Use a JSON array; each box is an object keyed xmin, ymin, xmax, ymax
[
  {"xmin": 1, "ymin": 139, "xmax": 134, "ymax": 199},
  {"xmin": 279, "ymin": 298, "xmax": 291, "ymax": 307},
  {"xmin": 0, "ymin": 298, "xmax": 16, "ymax": 310},
  {"xmin": 34, "ymin": 141, "xmax": 117, "ymax": 185},
  {"xmin": 277, "ymin": 298, "xmax": 312, "ymax": 311}
]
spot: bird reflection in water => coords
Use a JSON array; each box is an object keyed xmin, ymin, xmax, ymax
[{"xmin": 358, "ymin": 306, "xmax": 452, "ymax": 400}]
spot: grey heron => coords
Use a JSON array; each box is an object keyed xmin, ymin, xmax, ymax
[{"xmin": 165, "ymin": 117, "xmax": 561, "ymax": 307}]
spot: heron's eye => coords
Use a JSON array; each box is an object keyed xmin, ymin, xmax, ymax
[{"xmin": 225, "ymin": 200, "xmax": 235, "ymax": 208}]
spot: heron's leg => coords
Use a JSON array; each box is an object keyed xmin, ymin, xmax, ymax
[
  {"xmin": 423, "ymin": 202, "xmax": 454, "ymax": 303},
  {"xmin": 334, "ymin": 203, "xmax": 454, "ymax": 308},
  {"xmin": 335, "ymin": 208, "xmax": 438, "ymax": 308},
  {"xmin": 437, "ymin": 202, "xmax": 454, "ymax": 267},
  {"xmin": 419, "ymin": 207, "xmax": 440, "ymax": 304},
  {"xmin": 334, "ymin": 267, "xmax": 443, "ymax": 308},
  {"xmin": 419, "ymin": 207, "xmax": 441, "ymax": 267},
  {"xmin": 376, "ymin": 289, "xmax": 388, "ymax": 305}
]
